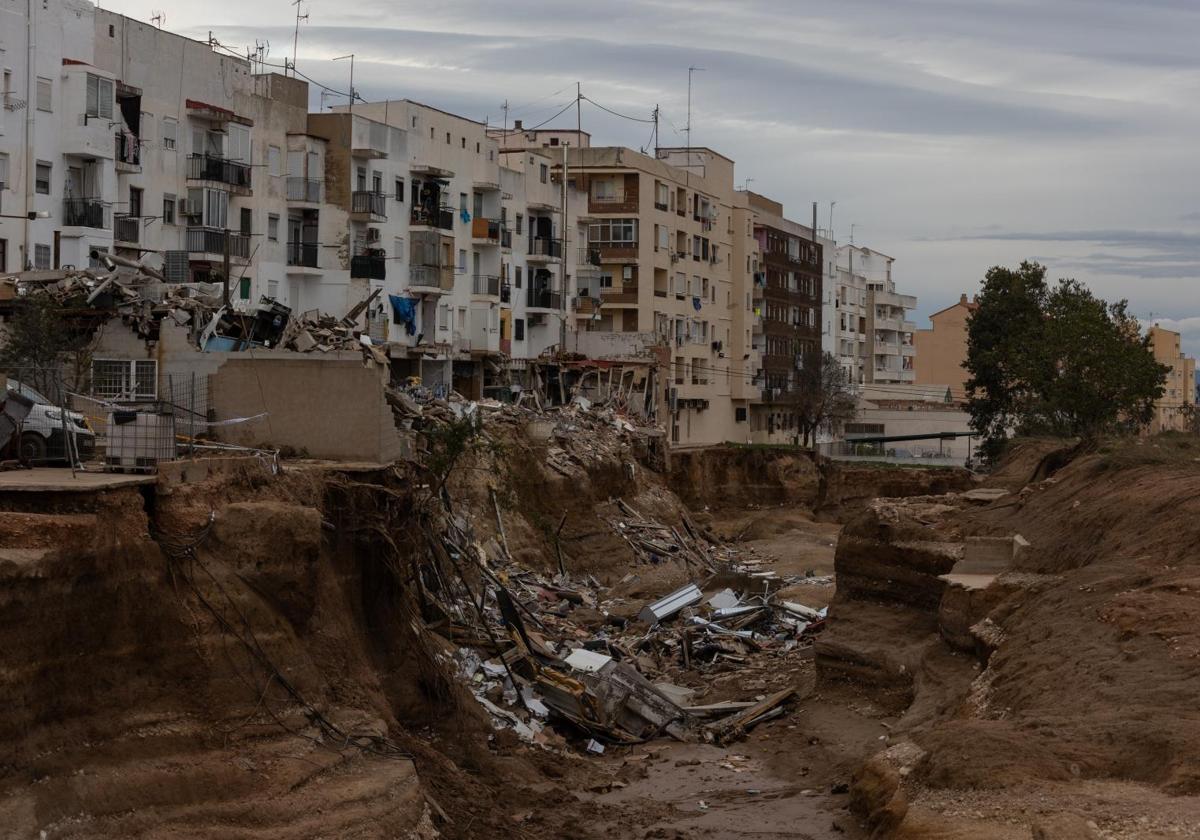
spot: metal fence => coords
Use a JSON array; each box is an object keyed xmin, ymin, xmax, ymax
[{"xmin": 817, "ymin": 438, "xmax": 971, "ymax": 468}]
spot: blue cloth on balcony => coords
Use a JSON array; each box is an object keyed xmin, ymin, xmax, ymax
[
  {"xmin": 692, "ymin": 296, "xmax": 702, "ymax": 311},
  {"xmin": 460, "ymin": 208, "xmax": 471, "ymax": 224},
  {"xmin": 389, "ymin": 294, "xmax": 418, "ymax": 335}
]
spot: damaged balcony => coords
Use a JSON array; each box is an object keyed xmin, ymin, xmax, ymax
[
  {"xmin": 351, "ymin": 190, "xmax": 387, "ymax": 222},
  {"xmin": 187, "ymin": 154, "xmax": 252, "ymax": 194},
  {"xmin": 114, "ymin": 132, "xmax": 140, "ymax": 174},
  {"xmin": 62, "ymin": 199, "xmax": 109, "ymax": 231},
  {"xmin": 409, "ymin": 264, "xmax": 454, "ymax": 294},
  {"xmin": 113, "ymin": 214, "xmax": 140, "ymax": 246},
  {"xmin": 287, "ymin": 241, "xmax": 321, "ymax": 276},
  {"xmin": 411, "ymin": 204, "xmax": 454, "ymax": 231},
  {"xmin": 350, "ymin": 252, "xmax": 386, "ymax": 280}
]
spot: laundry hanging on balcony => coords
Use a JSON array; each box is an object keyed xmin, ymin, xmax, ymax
[
  {"xmin": 692, "ymin": 296, "xmax": 702, "ymax": 311},
  {"xmin": 460, "ymin": 208, "xmax": 471, "ymax": 224},
  {"xmin": 388, "ymin": 294, "xmax": 418, "ymax": 335}
]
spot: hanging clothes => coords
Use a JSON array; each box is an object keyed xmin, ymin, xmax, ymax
[
  {"xmin": 389, "ymin": 294, "xmax": 418, "ymax": 335},
  {"xmin": 692, "ymin": 296, "xmax": 702, "ymax": 312}
]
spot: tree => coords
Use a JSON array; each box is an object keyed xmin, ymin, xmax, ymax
[
  {"xmin": 965, "ymin": 262, "xmax": 1167, "ymax": 460},
  {"xmin": 0, "ymin": 293, "xmax": 94, "ymax": 400},
  {"xmin": 788, "ymin": 350, "xmax": 859, "ymax": 448}
]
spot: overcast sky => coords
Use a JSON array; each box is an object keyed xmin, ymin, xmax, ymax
[{"xmin": 105, "ymin": 0, "xmax": 1200, "ymax": 355}]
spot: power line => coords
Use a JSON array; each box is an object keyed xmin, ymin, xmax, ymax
[{"xmin": 580, "ymin": 95, "xmax": 655, "ymax": 124}]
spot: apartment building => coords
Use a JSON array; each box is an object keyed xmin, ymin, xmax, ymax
[
  {"xmin": 742, "ymin": 191, "xmax": 822, "ymax": 440},
  {"xmin": 831, "ymin": 245, "xmax": 917, "ymax": 385},
  {"xmin": 0, "ymin": 0, "xmax": 115, "ymax": 273},
  {"xmin": 1147, "ymin": 325, "xmax": 1196, "ymax": 433},
  {"xmin": 913, "ymin": 293, "xmax": 978, "ymax": 399},
  {"xmin": 555, "ymin": 143, "xmax": 751, "ymax": 446}
]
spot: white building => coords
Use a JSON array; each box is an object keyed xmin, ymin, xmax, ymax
[{"xmin": 830, "ymin": 244, "xmax": 916, "ymax": 385}]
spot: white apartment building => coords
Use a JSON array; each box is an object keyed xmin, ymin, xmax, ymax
[
  {"xmin": 831, "ymin": 244, "xmax": 917, "ymax": 385},
  {"xmin": 0, "ymin": 0, "xmax": 115, "ymax": 273}
]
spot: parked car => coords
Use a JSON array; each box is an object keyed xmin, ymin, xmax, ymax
[{"xmin": 5, "ymin": 379, "xmax": 96, "ymax": 462}]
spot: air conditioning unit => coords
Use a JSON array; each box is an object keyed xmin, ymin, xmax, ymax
[{"xmin": 366, "ymin": 227, "xmax": 382, "ymax": 243}]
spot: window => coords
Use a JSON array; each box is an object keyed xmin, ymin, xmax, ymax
[
  {"xmin": 516, "ymin": 213, "xmax": 523, "ymax": 235},
  {"xmin": 267, "ymin": 213, "xmax": 279, "ymax": 241},
  {"xmin": 457, "ymin": 249, "xmax": 466, "ymax": 271},
  {"xmin": 588, "ymin": 218, "xmax": 637, "ymax": 246},
  {"xmin": 92, "ymin": 359, "xmax": 158, "ymax": 400},
  {"xmin": 356, "ymin": 166, "xmax": 367, "ymax": 192},
  {"xmin": 239, "ymin": 207, "xmax": 252, "ymax": 236},
  {"xmin": 476, "ymin": 141, "xmax": 480, "ymax": 153},
  {"xmin": 539, "ymin": 164, "xmax": 548, "ymax": 184},
  {"xmin": 592, "ymin": 178, "xmax": 618, "ymax": 201},
  {"xmin": 459, "ymin": 192, "xmax": 467, "ymax": 211},
  {"xmin": 162, "ymin": 194, "xmax": 176, "ymax": 225},
  {"xmin": 599, "ymin": 273, "xmax": 614, "ymax": 288},
  {"xmin": 514, "ymin": 266, "xmax": 522, "ymax": 288},
  {"xmin": 372, "ymin": 171, "xmax": 382, "ymax": 194},
  {"xmin": 34, "ymin": 244, "xmax": 51, "ymax": 269},
  {"xmin": 268, "ymin": 146, "xmax": 281, "ymax": 177},
  {"xmin": 0, "ymin": 153, "xmax": 8, "ymax": 190},
  {"xmin": 35, "ymin": 162, "xmax": 50, "ymax": 195},
  {"xmin": 438, "ymin": 303, "xmax": 449, "ymax": 330},
  {"xmin": 393, "ymin": 236, "xmax": 404, "ymax": 260},
  {"xmin": 161, "ymin": 117, "xmax": 177, "ymax": 150},
  {"xmin": 239, "ymin": 277, "xmax": 251, "ymax": 299},
  {"xmin": 446, "ymin": 132, "xmax": 451, "ymax": 144},
  {"xmin": 461, "ymin": 136, "xmax": 466, "ymax": 148},
  {"xmin": 394, "ymin": 177, "xmax": 404, "ymax": 201},
  {"xmin": 85, "ymin": 74, "xmax": 114, "ymax": 120},
  {"xmin": 36, "ymin": 77, "xmax": 51, "ymax": 112},
  {"xmin": 515, "ymin": 318, "xmax": 525, "ymax": 341}
]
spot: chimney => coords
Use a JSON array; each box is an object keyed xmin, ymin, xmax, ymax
[
  {"xmin": 513, "ymin": 119, "xmax": 523, "ymax": 131},
  {"xmin": 960, "ymin": 293, "xmax": 968, "ymax": 305}
]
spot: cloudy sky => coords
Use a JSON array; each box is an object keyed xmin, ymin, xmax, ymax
[{"xmin": 107, "ymin": 0, "xmax": 1200, "ymax": 354}]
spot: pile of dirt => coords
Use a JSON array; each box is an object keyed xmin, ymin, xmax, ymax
[{"xmin": 818, "ymin": 435, "xmax": 1200, "ymax": 838}]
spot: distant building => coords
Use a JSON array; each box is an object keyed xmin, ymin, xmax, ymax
[
  {"xmin": 914, "ymin": 293, "xmax": 978, "ymax": 400},
  {"xmin": 1147, "ymin": 325, "xmax": 1196, "ymax": 433},
  {"xmin": 830, "ymin": 245, "xmax": 916, "ymax": 385}
]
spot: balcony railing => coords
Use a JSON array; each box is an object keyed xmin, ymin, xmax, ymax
[
  {"xmin": 472, "ymin": 217, "xmax": 501, "ymax": 242},
  {"xmin": 287, "ymin": 177, "xmax": 321, "ymax": 203},
  {"xmin": 410, "ymin": 264, "xmax": 454, "ymax": 290},
  {"xmin": 411, "ymin": 205, "xmax": 455, "ymax": 230},
  {"xmin": 287, "ymin": 241, "xmax": 319, "ymax": 268},
  {"xmin": 501, "ymin": 228, "xmax": 513, "ymax": 249},
  {"xmin": 113, "ymin": 214, "xmax": 139, "ymax": 244},
  {"xmin": 500, "ymin": 282, "xmax": 512, "ymax": 304},
  {"xmin": 472, "ymin": 274, "xmax": 500, "ymax": 296},
  {"xmin": 528, "ymin": 237, "xmax": 561, "ymax": 258},
  {"xmin": 186, "ymin": 226, "xmax": 249, "ymax": 258},
  {"xmin": 187, "ymin": 154, "xmax": 252, "ymax": 189},
  {"xmin": 351, "ymin": 190, "xmax": 387, "ymax": 218},
  {"xmin": 527, "ymin": 288, "xmax": 562, "ymax": 310},
  {"xmin": 62, "ymin": 199, "xmax": 109, "ymax": 229},
  {"xmin": 350, "ymin": 253, "xmax": 386, "ymax": 280},
  {"xmin": 114, "ymin": 133, "xmax": 140, "ymax": 167}
]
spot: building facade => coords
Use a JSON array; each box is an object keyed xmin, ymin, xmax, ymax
[
  {"xmin": 1147, "ymin": 325, "xmax": 1196, "ymax": 433},
  {"xmin": 830, "ymin": 245, "xmax": 916, "ymax": 386},
  {"xmin": 913, "ymin": 293, "xmax": 978, "ymax": 399}
]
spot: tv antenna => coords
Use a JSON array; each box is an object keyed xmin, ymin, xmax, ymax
[
  {"xmin": 150, "ymin": 10, "xmax": 165, "ymax": 28},
  {"xmin": 290, "ymin": 0, "xmax": 308, "ymax": 77}
]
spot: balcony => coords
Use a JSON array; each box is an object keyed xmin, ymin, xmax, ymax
[
  {"xmin": 62, "ymin": 199, "xmax": 109, "ymax": 230},
  {"xmin": 500, "ymin": 282, "xmax": 512, "ymax": 304},
  {"xmin": 600, "ymin": 285, "xmax": 639, "ymax": 305},
  {"xmin": 410, "ymin": 264, "xmax": 454, "ymax": 293},
  {"xmin": 186, "ymin": 226, "xmax": 249, "ymax": 260},
  {"xmin": 187, "ymin": 154, "xmax": 252, "ymax": 192},
  {"xmin": 527, "ymin": 237, "xmax": 561, "ymax": 261},
  {"xmin": 501, "ymin": 228, "xmax": 513, "ymax": 249},
  {"xmin": 588, "ymin": 194, "xmax": 638, "ymax": 214},
  {"xmin": 471, "ymin": 217, "xmax": 501, "ymax": 244},
  {"xmin": 351, "ymin": 190, "xmax": 387, "ymax": 221},
  {"xmin": 287, "ymin": 177, "xmax": 322, "ymax": 203},
  {"xmin": 114, "ymin": 133, "xmax": 140, "ymax": 173},
  {"xmin": 527, "ymin": 288, "xmax": 562, "ymax": 311},
  {"xmin": 113, "ymin": 214, "xmax": 140, "ymax": 245},
  {"xmin": 411, "ymin": 205, "xmax": 455, "ymax": 231},
  {"xmin": 287, "ymin": 241, "xmax": 319, "ymax": 269},
  {"xmin": 471, "ymin": 274, "xmax": 500, "ymax": 298},
  {"xmin": 597, "ymin": 242, "xmax": 638, "ymax": 262},
  {"xmin": 350, "ymin": 253, "xmax": 386, "ymax": 280}
]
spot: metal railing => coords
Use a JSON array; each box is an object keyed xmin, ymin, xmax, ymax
[
  {"xmin": 113, "ymin": 214, "xmax": 140, "ymax": 244},
  {"xmin": 287, "ymin": 177, "xmax": 321, "ymax": 203},
  {"xmin": 411, "ymin": 205, "xmax": 455, "ymax": 230},
  {"xmin": 351, "ymin": 190, "xmax": 387, "ymax": 217},
  {"xmin": 410, "ymin": 264, "xmax": 454, "ymax": 290},
  {"xmin": 472, "ymin": 217, "xmax": 501, "ymax": 241},
  {"xmin": 528, "ymin": 237, "xmax": 561, "ymax": 258},
  {"xmin": 472, "ymin": 274, "xmax": 500, "ymax": 296},
  {"xmin": 350, "ymin": 253, "xmax": 386, "ymax": 280},
  {"xmin": 62, "ymin": 198, "xmax": 109, "ymax": 229},
  {"xmin": 186, "ymin": 226, "xmax": 249, "ymax": 258},
  {"xmin": 287, "ymin": 241, "xmax": 319, "ymax": 268},
  {"xmin": 187, "ymin": 154, "xmax": 252, "ymax": 189},
  {"xmin": 527, "ymin": 288, "xmax": 561, "ymax": 309},
  {"xmin": 500, "ymin": 282, "xmax": 511, "ymax": 303}
]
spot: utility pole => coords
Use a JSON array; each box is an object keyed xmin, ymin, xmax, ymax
[
  {"xmin": 222, "ymin": 229, "xmax": 231, "ymax": 307},
  {"xmin": 502, "ymin": 99, "xmax": 509, "ymax": 136},
  {"xmin": 652, "ymin": 104, "xmax": 660, "ymax": 155},
  {"xmin": 290, "ymin": 0, "xmax": 307, "ymax": 77},
  {"xmin": 576, "ymin": 81, "xmax": 582, "ymax": 149}
]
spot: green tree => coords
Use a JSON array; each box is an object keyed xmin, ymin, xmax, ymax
[
  {"xmin": 965, "ymin": 262, "xmax": 1167, "ymax": 460},
  {"xmin": 0, "ymin": 293, "xmax": 93, "ymax": 399}
]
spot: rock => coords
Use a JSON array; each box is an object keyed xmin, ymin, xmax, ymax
[{"xmin": 1031, "ymin": 813, "xmax": 1101, "ymax": 840}]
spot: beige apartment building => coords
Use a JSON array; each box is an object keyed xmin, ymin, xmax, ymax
[
  {"xmin": 1147, "ymin": 325, "xmax": 1196, "ymax": 433},
  {"xmin": 831, "ymin": 245, "xmax": 917, "ymax": 385},
  {"xmin": 914, "ymin": 293, "xmax": 978, "ymax": 399}
]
